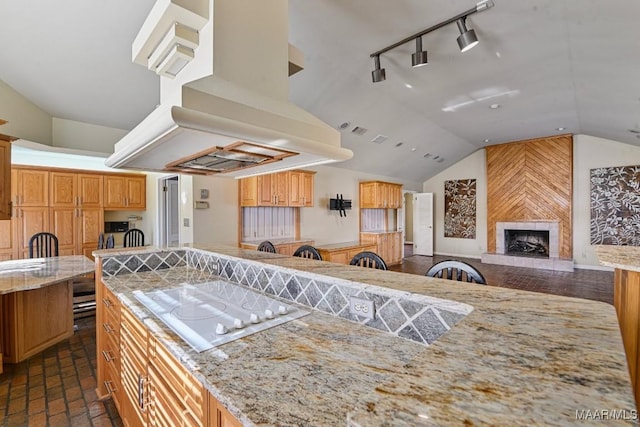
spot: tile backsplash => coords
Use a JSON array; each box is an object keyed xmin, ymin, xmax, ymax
[{"xmin": 100, "ymin": 248, "xmax": 472, "ymax": 347}]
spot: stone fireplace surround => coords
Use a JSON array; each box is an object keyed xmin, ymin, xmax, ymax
[{"xmin": 482, "ymin": 221, "xmax": 574, "ymax": 272}]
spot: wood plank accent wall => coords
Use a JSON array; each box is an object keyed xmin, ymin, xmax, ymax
[{"xmin": 486, "ymin": 134, "xmax": 573, "ymax": 259}]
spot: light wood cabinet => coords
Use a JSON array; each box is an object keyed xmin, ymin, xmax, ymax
[
  {"xmin": 50, "ymin": 207, "xmax": 77, "ymax": 256},
  {"xmin": 360, "ymin": 181, "xmax": 402, "ymax": 209},
  {"xmin": 14, "ymin": 206, "xmax": 50, "ymax": 259},
  {"xmin": 50, "ymin": 171, "xmax": 77, "ymax": 207},
  {"xmin": 0, "ymin": 138, "xmax": 11, "ymax": 220},
  {"xmin": 317, "ymin": 243, "xmax": 378, "ymax": 265},
  {"xmin": 120, "ymin": 304, "xmax": 149, "ymax": 427},
  {"xmin": 104, "ymin": 174, "xmax": 146, "ymax": 210},
  {"xmin": 239, "ymin": 170, "xmax": 314, "ymax": 207},
  {"xmin": 78, "ymin": 174, "xmax": 103, "ymax": 207},
  {"xmin": 289, "ymin": 170, "xmax": 315, "ymax": 207},
  {"xmin": 0, "ymin": 219, "xmax": 15, "ymax": 261},
  {"xmin": 96, "ymin": 280, "xmax": 122, "ymax": 412},
  {"xmin": 360, "ymin": 232, "xmax": 403, "ymax": 266},
  {"xmin": 1, "ymin": 280, "xmax": 73, "ymax": 363},
  {"xmin": 96, "ymin": 279, "xmax": 244, "ymax": 427},
  {"xmin": 15, "ymin": 169, "xmax": 49, "ymax": 207}
]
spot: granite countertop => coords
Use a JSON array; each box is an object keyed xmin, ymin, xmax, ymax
[
  {"xmin": 315, "ymin": 241, "xmax": 373, "ymax": 251},
  {"xmin": 99, "ymin": 244, "xmax": 635, "ymax": 426},
  {"xmin": 595, "ymin": 244, "xmax": 640, "ymax": 273},
  {"xmin": 241, "ymin": 237, "xmax": 314, "ymax": 247},
  {"xmin": 0, "ymin": 255, "xmax": 95, "ymax": 294}
]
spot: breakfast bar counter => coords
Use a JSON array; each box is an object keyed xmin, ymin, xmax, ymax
[
  {"xmin": 0, "ymin": 256, "xmax": 95, "ymax": 369},
  {"xmin": 95, "ymin": 245, "xmax": 634, "ymax": 426}
]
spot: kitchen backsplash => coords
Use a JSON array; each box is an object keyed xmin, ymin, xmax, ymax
[{"xmin": 99, "ymin": 248, "xmax": 472, "ymax": 347}]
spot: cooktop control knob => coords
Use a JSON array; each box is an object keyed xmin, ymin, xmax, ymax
[
  {"xmin": 265, "ymin": 309, "xmax": 274, "ymax": 319},
  {"xmin": 249, "ymin": 313, "xmax": 260, "ymax": 324},
  {"xmin": 233, "ymin": 318, "xmax": 245, "ymax": 329},
  {"xmin": 215, "ymin": 323, "xmax": 228, "ymax": 335},
  {"xmin": 278, "ymin": 305, "xmax": 288, "ymax": 315}
]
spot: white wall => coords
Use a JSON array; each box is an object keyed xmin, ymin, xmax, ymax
[
  {"xmin": 299, "ymin": 165, "xmax": 420, "ymax": 245},
  {"xmin": 0, "ymin": 78, "xmax": 52, "ymax": 144},
  {"xmin": 52, "ymin": 118, "xmax": 127, "ymax": 154},
  {"xmin": 422, "ymin": 149, "xmax": 487, "ymax": 258},
  {"xmin": 192, "ymin": 175, "xmax": 238, "ymax": 245},
  {"xmin": 573, "ymin": 135, "xmax": 640, "ymax": 268}
]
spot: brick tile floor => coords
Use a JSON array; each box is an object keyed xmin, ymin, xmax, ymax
[
  {"xmin": 1, "ymin": 316, "xmax": 122, "ymax": 427},
  {"xmin": 1, "ymin": 250, "xmax": 615, "ymax": 426}
]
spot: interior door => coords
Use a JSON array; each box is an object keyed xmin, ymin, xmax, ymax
[
  {"xmin": 167, "ymin": 179, "xmax": 179, "ymax": 246},
  {"xmin": 397, "ymin": 192, "xmax": 405, "ymax": 259},
  {"xmin": 413, "ymin": 193, "xmax": 433, "ymax": 256}
]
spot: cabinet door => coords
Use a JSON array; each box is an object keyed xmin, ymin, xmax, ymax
[
  {"xmin": 0, "ymin": 219, "xmax": 15, "ymax": 260},
  {"xmin": 50, "ymin": 172, "xmax": 77, "ymax": 207},
  {"xmin": 209, "ymin": 393, "xmax": 243, "ymax": 427},
  {"xmin": 239, "ymin": 177, "xmax": 258, "ymax": 207},
  {"xmin": 79, "ymin": 208, "xmax": 103, "ymax": 259},
  {"xmin": 257, "ymin": 175, "xmax": 274, "ymax": 206},
  {"xmin": 78, "ymin": 174, "xmax": 103, "ymax": 207},
  {"xmin": 50, "ymin": 208, "xmax": 78, "ymax": 256},
  {"xmin": 302, "ymin": 172, "xmax": 314, "ymax": 207},
  {"xmin": 273, "ymin": 172, "xmax": 289, "ymax": 206},
  {"xmin": 0, "ymin": 139, "xmax": 11, "ymax": 220},
  {"xmin": 15, "ymin": 206, "xmax": 50, "ymax": 258},
  {"xmin": 360, "ymin": 182, "xmax": 378, "ymax": 208},
  {"xmin": 104, "ymin": 176, "xmax": 126, "ymax": 208},
  {"xmin": 276, "ymin": 243, "xmax": 292, "ymax": 256},
  {"xmin": 329, "ymin": 250, "xmax": 348, "ymax": 264},
  {"xmin": 15, "ymin": 169, "xmax": 49, "ymax": 206},
  {"xmin": 288, "ymin": 171, "xmax": 303, "ymax": 207},
  {"xmin": 126, "ymin": 176, "xmax": 146, "ymax": 209}
]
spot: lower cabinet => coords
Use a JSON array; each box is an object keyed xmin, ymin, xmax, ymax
[
  {"xmin": 359, "ymin": 232, "xmax": 403, "ymax": 266},
  {"xmin": 96, "ymin": 281, "xmax": 242, "ymax": 427},
  {"xmin": 317, "ymin": 244, "xmax": 378, "ymax": 265}
]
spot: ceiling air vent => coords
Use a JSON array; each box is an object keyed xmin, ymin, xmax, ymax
[
  {"xmin": 351, "ymin": 126, "xmax": 368, "ymax": 136},
  {"xmin": 371, "ymin": 134, "xmax": 388, "ymax": 144}
]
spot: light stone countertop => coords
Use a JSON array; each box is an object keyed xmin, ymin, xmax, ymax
[
  {"xmin": 0, "ymin": 255, "xmax": 95, "ymax": 294},
  {"xmin": 100, "ymin": 244, "xmax": 635, "ymax": 426},
  {"xmin": 595, "ymin": 245, "xmax": 640, "ymax": 273}
]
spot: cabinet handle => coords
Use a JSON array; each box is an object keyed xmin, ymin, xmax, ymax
[
  {"xmin": 102, "ymin": 350, "xmax": 115, "ymax": 362},
  {"xmin": 138, "ymin": 373, "xmax": 148, "ymax": 412},
  {"xmin": 104, "ymin": 380, "xmax": 116, "ymax": 395},
  {"xmin": 102, "ymin": 322, "xmax": 114, "ymax": 334},
  {"xmin": 102, "ymin": 298, "xmax": 112, "ymax": 308}
]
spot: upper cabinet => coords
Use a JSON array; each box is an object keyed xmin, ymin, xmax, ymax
[
  {"xmin": 104, "ymin": 174, "xmax": 146, "ymax": 210},
  {"xmin": 360, "ymin": 181, "xmax": 402, "ymax": 209},
  {"xmin": 15, "ymin": 169, "xmax": 49, "ymax": 206},
  {"xmin": 239, "ymin": 170, "xmax": 315, "ymax": 207}
]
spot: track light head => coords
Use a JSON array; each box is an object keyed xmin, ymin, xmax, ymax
[
  {"xmin": 371, "ymin": 55, "xmax": 386, "ymax": 83},
  {"xmin": 456, "ymin": 17, "xmax": 479, "ymax": 52},
  {"xmin": 411, "ymin": 37, "xmax": 428, "ymax": 67}
]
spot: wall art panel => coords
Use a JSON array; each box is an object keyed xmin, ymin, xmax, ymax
[{"xmin": 444, "ymin": 179, "xmax": 476, "ymax": 239}]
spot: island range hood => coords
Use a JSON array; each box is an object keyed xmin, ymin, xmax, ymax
[{"xmin": 105, "ymin": 0, "xmax": 352, "ymax": 177}]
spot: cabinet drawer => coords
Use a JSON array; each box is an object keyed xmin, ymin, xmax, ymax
[
  {"xmin": 149, "ymin": 365, "xmax": 202, "ymax": 427},
  {"xmin": 149, "ymin": 336, "xmax": 205, "ymax": 421}
]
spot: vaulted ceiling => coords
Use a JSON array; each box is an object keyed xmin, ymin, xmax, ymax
[{"xmin": 1, "ymin": 0, "xmax": 639, "ymax": 185}]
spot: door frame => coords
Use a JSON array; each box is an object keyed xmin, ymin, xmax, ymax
[{"xmin": 157, "ymin": 175, "xmax": 180, "ymax": 247}]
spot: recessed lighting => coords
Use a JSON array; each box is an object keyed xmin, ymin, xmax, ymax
[
  {"xmin": 405, "ymin": 83, "xmax": 413, "ymax": 89},
  {"xmin": 338, "ymin": 121, "xmax": 351, "ymax": 130},
  {"xmin": 489, "ymin": 103, "xmax": 500, "ymax": 109},
  {"xmin": 628, "ymin": 129, "xmax": 640, "ymax": 134},
  {"xmin": 423, "ymin": 153, "xmax": 432, "ymax": 158},
  {"xmin": 483, "ymin": 139, "xmax": 490, "ymax": 143},
  {"xmin": 556, "ymin": 127, "xmax": 565, "ymax": 131},
  {"xmin": 395, "ymin": 142, "xmax": 404, "ymax": 147},
  {"xmin": 411, "ymin": 148, "xmax": 417, "ymax": 152}
]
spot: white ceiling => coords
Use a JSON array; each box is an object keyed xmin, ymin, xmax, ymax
[{"xmin": 1, "ymin": 0, "xmax": 639, "ymax": 185}]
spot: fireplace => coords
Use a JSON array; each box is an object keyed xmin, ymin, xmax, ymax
[
  {"xmin": 504, "ymin": 229, "xmax": 549, "ymax": 258},
  {"xmin": 481, "ymin": 220, "xmax": 574, "ymax": 272}
]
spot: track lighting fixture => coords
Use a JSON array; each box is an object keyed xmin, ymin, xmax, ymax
[
  {"xmin": 411, "ymin": 37, "xmax": 428, "ymax": 67},
  {"xmin": 371, "ymin": 55, "xmax": 386, "ymax": 83},
  {"xmin": 370, "ymin": 0, "xmax": 494, "ymax": 83},
  {"xmin": 456, "ymin": 17, "xmax": 479, "ymax": 52}
]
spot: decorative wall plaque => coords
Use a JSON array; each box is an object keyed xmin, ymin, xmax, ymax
[{"xmin": 444, "ymin": 179, "xmax": 476, "ymax": 239}]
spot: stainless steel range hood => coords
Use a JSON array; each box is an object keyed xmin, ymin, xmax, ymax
[{"xmin": 105, "ymin": 0, "xmax": 352, "ymax": 177}]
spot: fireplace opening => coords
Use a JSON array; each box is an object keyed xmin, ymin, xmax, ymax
[{"xmin": 504, "ymin": 229, "xmax": 549, "ymax": 258}]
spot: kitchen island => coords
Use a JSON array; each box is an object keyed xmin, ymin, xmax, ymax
[
  {"xmin": 0, "ymin": 255, "xmax": 95, "ymax": 370},
  {"xmin": 95, "ymin": 245, "xmax": 634, "ymax": 426}
]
